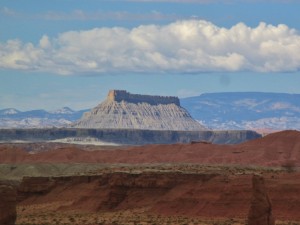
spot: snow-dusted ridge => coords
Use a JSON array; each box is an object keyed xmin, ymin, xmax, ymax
[
  {"xmin": 182, "ymin": 92, "xmax": 300, "ymax": 131},
  {"xmin": 0, "ymin": 107, "xmax": 88, "ymax": 128},
  {"xmin": 49, "ymin": 107, "xmax": 75, "ymax": 115},
  {"xmin": 2, "ymin": 92, "xmax": 300, "ymax": 130},
  {"xmin": 0, "ymin": 108, "xmax": 20, "ymax": 115}
]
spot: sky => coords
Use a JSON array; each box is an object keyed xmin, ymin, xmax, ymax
[{"xmin": 1, "ymin": 0, "xmax": 300, "ymax": 111}]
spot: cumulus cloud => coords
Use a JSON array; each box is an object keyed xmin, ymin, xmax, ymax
[{"xmin": 0, "ymin": 20, "xmax": 300, "ymax": 75}]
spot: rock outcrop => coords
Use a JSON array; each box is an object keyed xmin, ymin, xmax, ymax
[
  {"xmin": 0, "ymin": 184, "xmax": 17, "ymax": 225},
  {"xmin": 18, "ymin": 177, "xmax": 56, "ymax": 198},
  {"xmin": 72, "ymin": 90, "xmax": 205, "ymax": 131},
  {"xmin": 107, "ymin": 90, "xmax": 180, "ymax": 106},
  {"xmin": 248, "ymin": 175, "xmax": 275, "ymax": 225}
]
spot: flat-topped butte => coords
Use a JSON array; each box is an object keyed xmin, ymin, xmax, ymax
[
  {"xmin": 72, "ymin": 90, "xmax": 205, "ymax": 131},
  {"xmin": 107, "ymin": 90, "xmax": 180, "ymax": 106}
]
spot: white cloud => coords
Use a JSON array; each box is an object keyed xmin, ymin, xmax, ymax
[
  {"xmin": 39, "ymin": 35, "xmax": 51, "ymax": 49},
  {"xmin": 0, "ymin": 7, "xmax": 18, "ymax": 16},
  {"xmin": 1, "ymin": 20, "xmax": 300, "ymax": 75}
]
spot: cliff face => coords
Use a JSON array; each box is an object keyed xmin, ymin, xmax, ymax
[
  {"xmin": 16, "ymin": 172, "xmax": 300, "ymax": 221},
  {"xmin": 0, "ymin": 184, "xmax": 17, "ymax": 225},
  {"xmin": 0, "ymin": 128, "xmax": 261, "ymax": 145},
  {"xmin": 107, "ymin": 90, "xmax": 180, "ymax": 106},
  {"xmin": 72, "ymin": 90, "xmax": 205, "ymax": 131},
  {"xmin": 248, "ymin": 175, "xmax": 275, "ymax": 225},
  {"xmin": 18, "ymin": 173, "xmax": 250, "ymax": 216}
]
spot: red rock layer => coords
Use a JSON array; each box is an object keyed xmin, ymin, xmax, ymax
[
  {"xmin": 17, "ymin": 172, "xmax": 300, "ymax": 221},
  {"xmin": 1, "ymin": 130, "xmax": 300, "ymax": 167}
]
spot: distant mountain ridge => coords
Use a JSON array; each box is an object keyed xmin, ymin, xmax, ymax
[
  {"xmin": 181, "ymin": 92, "xmax": 300, "ymax": 131},
  {"xmin": 0, "ymin": 108, "xmax": 20, "ymax": 115},
  {"xmin": 1, "ymin": 92, "xmax": 300, "ymax": 130},
  {"xmin": 0, "ymin": 107, "xmax": 88, "ymax": 128}
]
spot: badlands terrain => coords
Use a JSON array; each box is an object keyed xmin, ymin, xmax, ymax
[
  {"xmin": 1, "ymin": 130, "xmax": 300, "ymax": 225},
  {"xmin": 72, "ymin": 90, "xmax": 205, "ymax": 131}
]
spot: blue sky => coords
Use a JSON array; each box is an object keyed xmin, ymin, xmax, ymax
[{"xmin": 1, "ymin": 0, "xmax": 300, "ymax": 110}]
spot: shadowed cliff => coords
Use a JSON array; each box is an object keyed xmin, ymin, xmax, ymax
[{"xmin": 0, "ymin": 128, "xmax": 261, "ymax": 145}]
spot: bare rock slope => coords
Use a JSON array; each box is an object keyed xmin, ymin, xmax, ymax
[{"xmin": 72, "ymin": 90, "xmax": 205, "ymax": 131}]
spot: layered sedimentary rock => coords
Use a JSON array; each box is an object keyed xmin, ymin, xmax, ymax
[
  {"xmin": 18, "ymin": 173, "xmax": 250, "ymax": 216},
  {"xmin": 0, "ymin": 184, "xmax": 17, "ymax": 225},
  {"xmin": 248, "ymin": 175, "xmax": 275, "ymax": 225},
  {"xmin": 72, "ymin": 90, "xmax": 205, "ymax": 131},
  {"xmin": 107, "ymin": 90, "xmax": 180, "ymax": 106},
  {"xmin": 16, "ymin": 172, "xmax": 300, "ymax": 221},
  {"xmin": 0, "ymin": 128, "xmax": 261, "ymax": 145}
]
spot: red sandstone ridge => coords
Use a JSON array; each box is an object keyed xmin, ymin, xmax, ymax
[
  {"xmin": 1, "ymin": 130, "xmax": 300, "ymax": 167},
  {"xmin": 17, "ymin": 172, "xmax": 300, "ymax": 221}
]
